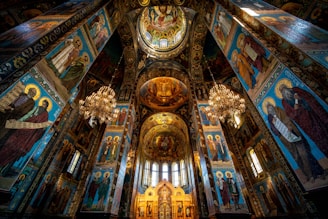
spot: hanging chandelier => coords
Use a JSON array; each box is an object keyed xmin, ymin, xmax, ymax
[
  {"xmin": 79, "ymin": 54, "xmax": 123, "ymax": 125},
  {"xmin": 204, "ymin": 56, "xmax": 246, "ymax": 125}
]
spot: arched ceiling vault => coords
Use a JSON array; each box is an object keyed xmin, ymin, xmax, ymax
[{"xmin": 139, "ymin": 112, "xmax": 189, "ymax": 162}]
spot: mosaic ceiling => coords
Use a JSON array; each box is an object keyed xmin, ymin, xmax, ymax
[
  {"xmin": 139, "ymin": 77, "xmax": 188, "ymax": 111},
  {"xmin": 140, "ymin": 112, "xmax": 189, "ymax": 162},
  {"xmin": 137, "ymin": 6, "xmax": 190, "ymax": 59},
  {"xmin": 138, "ymin": 6, "xmax": 187, "ymax": 52}
]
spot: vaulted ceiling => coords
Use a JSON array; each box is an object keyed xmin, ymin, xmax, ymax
[{"xmin": 81, "ymin": 3, "xmax": 238, "ymax": 162}]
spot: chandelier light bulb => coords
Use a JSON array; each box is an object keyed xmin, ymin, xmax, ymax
[
  {"xmin": 79, "ymin": 54, "xmax": 124, "ymax": 125},
  {"xmin": 208, "ymin": 82, "xmax": 246, "ymax": 125}
]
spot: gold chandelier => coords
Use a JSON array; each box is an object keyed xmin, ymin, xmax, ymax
[
  {"xmin": 79, "ymin": 54, "xmax": 123, "ymax": 125},
  {"xmin": 204, "ymin": 56, "xmax": 246, "ymax": 125}
]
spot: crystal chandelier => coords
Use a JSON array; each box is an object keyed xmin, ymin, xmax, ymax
[
  {"xmin": 204, "ymin": 56, "xmax": 246, "ymax": 125},
  {"xmin": 79, "ymin": 54, "xmax": 123, "ymax": 125}
]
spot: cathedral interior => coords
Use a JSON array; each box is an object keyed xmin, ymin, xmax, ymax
[{"xmin": 0, "ymin": 0, "xmax": 328, "ymax": 218}]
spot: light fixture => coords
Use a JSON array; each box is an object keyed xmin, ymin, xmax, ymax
[
  {"xmin": 79, "ymin": 54, "xmax": 123, "ymax": 125},
  {"xmin": 204, "ymin": 55, "xmax": 246, "ymax": 125}
]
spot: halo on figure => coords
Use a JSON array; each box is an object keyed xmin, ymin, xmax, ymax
[
  {"xmin": 262, "ymin": 97, "xmax": 276, "ymax": 115},
  {"xmin": 51, "ymin": 176, "xmax": 57, "ymax": 182},
  {"xmin": 225, "ymin": 171, "xmax": 233, "ymax": 178},
  {"xmin": 106, "ymin": 136, "xmax": 113, "ymax": 142},
  {"xmin": 215, "ymin": 134, "xmax": 221, "ymax": 140},
  {"xmin": 231, "ymin": 49, "xmax": 238, "ymax": 64},
  {"xmin": 63, "ymin": 139, "xmax": 69, "ymax": 146},
  {"xmin": 114, "ymin": 136, "xmax": 120, "ymax": 141},
  {"xmin": 237, "ymin": 33, "xmax": 245, "ymax": 49},
  {"xmin": 38, "ymin": 97, "xmax": 53, "ymax": 112},
  {"xmin": 25, "ymin": 84, "xmax": 41, "ymax": 100},
  {"xmin": 154, "ymin": 6, "xmax": 173, "ymax": 15},
  {"xmin": 174, "ymin": 0, "xmax": 185, "ymax": 6},
  {"xmin": 81, "ymin": 52, "xmax": 90, "ymax": 65},
  {"xmin": 216, "ymin": 171, "xmax": 223, "ymax": 178},
  {"xmin": 260, "ymin": 139, "xmax": 267, "ymax": 145},
  {"xmin": 99, "ymin": 14, "xmax": 105, "ymax": 25},
  {"xmin": 259, "ymin": 185, "xmax": 265, "ymax": 192},
  {"xmin": 278, "ymin": 173, "xmax": 284, "ymax": 181},
  {"xmin": 138, "ymin": 0, "xmax": 150, "ymax": 6},
  {"xmin": 275, "ymin": 78, "xmax": 292, "ymax": 99},
  {"xmin": 103, "ymin": 171, "xmax": 110, "ymax": 178},
  {"xmin": 19, "ymin": 174, "xmax": 26, "ymax": 181},
  {"xmin": 260, "ymin": 16, "xmax": 277, "ymax": 23},
  {"xmin": 45, "ymin": 173, "xmax": 52, "ymax": 181},
  {"xmin": 278, "ymin": 15, "xmax": 295, "ymax": 23},
  {"xmin": 73, "ymin": 35, "xmax": 83, "ymax": 50},
  {"xmin": 95, "ymin": 171, "xmax": 102, "ymax": 178}
]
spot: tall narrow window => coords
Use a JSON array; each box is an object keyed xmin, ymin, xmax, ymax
[
  {"xmin": 180, "ymin": 160, "xmax": 188, "ymax": 186},
  {"xmin": 143, "ymin": 160, "xmax": 151, "ymax": 186},
  {"xmin": 67, "ymin": 150, "xmax": 81, "ymax": 174},
  {"xmin": 151, "ymin": 162, "xmax": 159, "ymax": 187},
  {"xmin": 246, "ymin": 156, "xmax": 258, "ymax": 178},
  {"xmin": 172, "ymin": 162, "xmax": 179, "ymax": 187},
  {"xmin": 249, "ymin": 148, "xmax": 263, "ymax": 177},
  {"xmin": 162, "ymin": 162, "xmax": 169, "ymax": 181}
]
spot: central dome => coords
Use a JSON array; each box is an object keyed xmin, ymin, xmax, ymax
[{"xmin": 138, "ymin": 6, "xmax": 188, "ymax": 58}]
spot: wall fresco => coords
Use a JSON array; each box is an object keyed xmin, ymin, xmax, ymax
[
  {"xmin": 111, "ymin": 136, "xmax": 130, "ymax": 215},
  {"xmin": 97, "ymin": 131, "xmax": 123, "ymax": 164},
  {"xmin": 0, "ymin": 0, "xmax": 103, "ymax": 82},
  {"xmin": 254, "ymin": 171, "xmax": 303, "ymax": 214},
  {"xmin": 108, "ymin": 104, "xmax": 129, "ymax": 126},
  {"xmin": 205, "ymin": 131, "xmax": 231, "ymax": 163},
  {"xmin": 0, "ymin": 72, "xmax": 61, "ymax": 191},
  {"xmin": 46, "ymin": 177, "xmax": 77, "ymax": 215},
  {"xmin": 257, "ymin": 68, "xmax": 328, "ymax": 191},
  {"xmin": 43, "ymin": 27, "xmax": 96, "ymax": 97},
  {"xmin": 28, "ymin": 171, "xmax": 58, "ymax": 213},
  {"xmin": 86, "ymin": 7, "xmax": 112, "ymax": 53},
  {"xmin": 213, "ymin": 168, "xmax": 248, "ymax": 213},
  {"xmin": 198, "ymin": 104, "xmax": 219, "ymax": 127},
  {"xmin": 230, "ymin": 0, "xmax": 328, "ymax": 69},
  {"xmin": 211, "ymin": 3, "xmax": 233, "ymax": 51},
  {"xmin": 81, "ymin": 168, "xmax": 114, "ymax": 212},
  {"xmin": 226, "ymin": 23, "xmax": 275, "ymax": 97},
  {"xmin": 8, "ymin": 166, "xmax": 38, "ymax": 211}
]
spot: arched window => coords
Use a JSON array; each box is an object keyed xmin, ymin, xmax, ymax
[
  {"xmin": 67, "ymin": 150, "xmax": 81, "ymax": 174},
  {"xmin": 151, "ymin": 162, "xmax": 159, "ymax": 187},
  {"xmin": 248, "ymin": 148, "xmax": 263, "ymax": 177},
  {"xmin": 143, "ymin": 160, "xmax": 151, "ymax": 186},
  {"xmin": 172, "ymin": 162, "xmax": 179, "ymax": 187},
  {"xmin": 180, "ymin": 159, "xmax": 188, "ymax": 186},
  {"xmin": 162, "ymin": 162, "xmax": 169, "ymax": 181}
]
